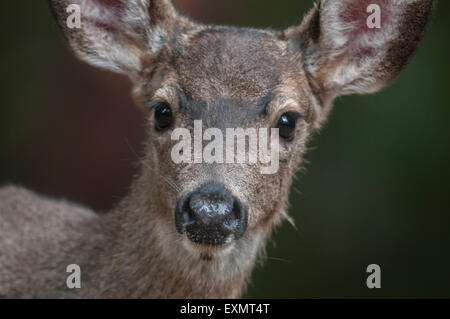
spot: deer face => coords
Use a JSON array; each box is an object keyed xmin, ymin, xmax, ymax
[
  {"xmin": 50, "ymin": 0, "xmax": 434, "ymax": 255},
  {"xmin": 140, "ymin": 28, "xmax": 313, "ymax": 248}
]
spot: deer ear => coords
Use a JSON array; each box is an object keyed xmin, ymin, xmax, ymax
[
  {"xmin": 49, "ymin": 0, "xmax": 187, "ymax": 77},
  {"xmin": 284, "ymin": 0, "xmax": 435, "ymax": 103}
]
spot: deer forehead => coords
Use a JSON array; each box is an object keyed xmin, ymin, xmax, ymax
[
  {"xmin": 147, "ymin": 27, "xmax": 311, "ymax": 125},
  {"xmin": 174, "ymin": 27, "xmax": 303, "ymax": 97}
]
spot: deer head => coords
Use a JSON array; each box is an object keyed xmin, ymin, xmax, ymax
[{"xmin": 49, "ymin": 0, "xmax": 434, "ymax": 271}]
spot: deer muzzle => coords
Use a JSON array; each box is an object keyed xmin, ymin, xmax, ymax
[{"xmin": 175, "ymin": 182, "xmax": 247, "ymax": 246}]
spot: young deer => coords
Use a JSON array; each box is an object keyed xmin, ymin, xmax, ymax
[{"xmin": 0, "ymin": 0, "xmax": 434, "ymax": 298}]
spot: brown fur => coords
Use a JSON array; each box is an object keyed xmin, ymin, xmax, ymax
[{"xmin": 0, "ymin": 0, "xmax": 435, "ymax": 298}]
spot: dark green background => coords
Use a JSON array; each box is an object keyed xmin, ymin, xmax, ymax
[{"xmin": 1, "ymin": 1, "xmax": 449, "ymax": 298}]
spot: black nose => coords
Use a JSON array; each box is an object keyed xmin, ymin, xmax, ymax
[{"xmin": 175, "ymin": 182, "xmax": 247, "ymax": 246}]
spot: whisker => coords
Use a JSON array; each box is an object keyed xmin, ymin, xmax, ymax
[
  {"xmin": 159, "ymin": 174, "xmax": 182, "ymax": 194},
  {"xmin": 124, "ymin": 138, "xmax": 145, "ymax": 161},
  {"xmin": 265, "ymin": 256, "xmax": 291, "ymax": 263}
]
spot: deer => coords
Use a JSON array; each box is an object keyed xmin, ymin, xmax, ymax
[{"xmin": 0, "ymin": 0, "xmax": 435, "ymax": 298}]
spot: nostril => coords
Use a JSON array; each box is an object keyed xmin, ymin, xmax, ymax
[
  {"xmin": 223, "ymin": 198, "xmax": 247, "ymax": 239},
  {"xmin": 182, "ymin": 209, "xmax": 195, "ymax": 225},
  {"xmin": 175, "ymin": 193, "xmax": 196, "ymax": 234}
]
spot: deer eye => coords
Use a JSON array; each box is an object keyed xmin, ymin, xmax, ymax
[
  {"xmin": 148, "ymin": 101, "xmax": 173, "ymax": 131},
  {"xmin": 277, "ymin": 112, "xmax": 302, "ymax": 140}
]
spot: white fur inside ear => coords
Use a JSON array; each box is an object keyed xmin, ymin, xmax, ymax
[
  {"xmin": 309, "ymin": 0, "xmax": 426, "ymax": 94},
  {"xmin": 148, "ymin": 27, "xmax": 168, "ymax": 55},
  {"xmin": 66, "ymin": 0, "xmax": 165, "ymax": 74},
  {"xmin": 81, "ymin": 42, "xmax": 143, "ymax": 74}
]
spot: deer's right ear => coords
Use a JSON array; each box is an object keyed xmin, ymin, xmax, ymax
[{"xmin": 49, "ymin": 0, "xmax": 188, "ymax": 77}]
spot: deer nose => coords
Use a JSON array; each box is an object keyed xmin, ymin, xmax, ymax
[{"xmin": 175, "ymin": 182, "xmax": 247, "ymax": 246}]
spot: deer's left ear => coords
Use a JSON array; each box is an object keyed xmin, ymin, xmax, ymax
[{"xmin": 284, "ymin": 0, "xmax": 435, "ymax": 106}]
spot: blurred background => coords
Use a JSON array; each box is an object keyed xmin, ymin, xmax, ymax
[{"xmin": 1, "ymin": 0, "xmax": 449, "ymax": 298}]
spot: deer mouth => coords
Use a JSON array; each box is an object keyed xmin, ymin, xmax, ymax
[{"xmin": 175, "ymin": 182, "xmax": 248, "ymax": 247}]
